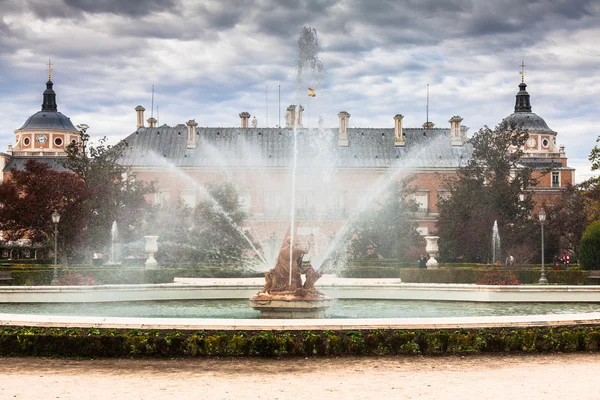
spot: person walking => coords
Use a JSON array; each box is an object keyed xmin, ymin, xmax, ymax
[
  {"xmin": 560, "ymin": 251, "xmax": 570, "ymax": 270},
  {"xmin": 418, "ymin": 255, "xmax": 427, "ymax": 269}
]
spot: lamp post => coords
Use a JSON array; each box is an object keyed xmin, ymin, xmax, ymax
[
  {"xmin": 50, "ymin": 210, "xmax": 60, "ymax": 285},
  {"xmin": 538, "ymin": 208, "xmax": 548, "ymax": 285}
]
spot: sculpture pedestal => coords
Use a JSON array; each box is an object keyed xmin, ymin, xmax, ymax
[{"xmin": 250, "ymin": 293, "xmax": 331, "ymax": 319}]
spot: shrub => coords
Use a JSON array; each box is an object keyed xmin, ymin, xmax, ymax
[
  {"xmin": 579, "ymin": 221, "xmax": 600, "ymax": 270},
  {"xmin": 57, "ymin": 273, "xmax": 97, "ymax": 286},
  {"xmin": 476, "ymin": 270, "xmax": 520, "ymax": 285}
]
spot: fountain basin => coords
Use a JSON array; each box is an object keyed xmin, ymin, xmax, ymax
[{"xmin": 250, "ymin": 293, "xmax": 331, "ymax": 318}]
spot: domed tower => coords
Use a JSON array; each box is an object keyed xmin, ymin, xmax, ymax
[
  {"xmin": 502, "ymin": 66, "xmax": 574, "ymax": 193},
  {"xmin": 503, "ymin": 81, "xmax": 558, "ymax": 156},
  {"xmin": 11, "ymin": 73, "xmax": 79, "ymax": 157}
]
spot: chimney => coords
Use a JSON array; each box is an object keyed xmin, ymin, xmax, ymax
[
  {"xmin": 394, "ymin": 114, "xmax": 405, "ymax": 146},
  {"xmin": 147, "ymin": 117, "xmax": 157, "ymax": 128},
  {"xmin": 296, "ymin": 105, "xmax": 304, "ymax": 128},
  {"xmin": 338, "ymin": 111, "xmax": 350, "ymax": 146},
  {"xmin": 186, "ymin": 119, "xmax": 198, "ymax": 149},
  {"xmin": 449, "ymin": 115, "xmax": 464, "ymax": 146},
  {"xmin": 286, "ymin": 105, "xmax": 296, "ymax": 128},
  {"xmin": 239, "ymin": 112, "xmax": 250, "ymax": 128},
  {"xmin": 135, "ymin": 105, "xmax": 145, "ymax": 129}
]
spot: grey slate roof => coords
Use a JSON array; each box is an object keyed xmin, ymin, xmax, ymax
[
  {"xmin": 3, "ymin": 157, "xmax": 70, "ymax": 173},
  {"xmin": 118, "ymin": 126, "xmax": 472, "ymax": 169},
  {"xmin": 518, "ymin": 158, "xmax": 564, "ymax": 170},
  {"xmin": 17, "ymin": 111, "xmax": 77, "ymax": 132},
  {"xmin": 503, "ymin": 112, "xmax": 554, "ymax": 133}
]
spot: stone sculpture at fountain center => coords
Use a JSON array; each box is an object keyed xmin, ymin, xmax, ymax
[{"xmin": 260, "ymin": 237, "xmax": 323, "ymax": 296}]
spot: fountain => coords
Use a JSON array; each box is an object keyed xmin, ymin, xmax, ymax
[
  {"xmin": 250, "ymin": 236, "xmax": 330, "ymax": 318},
  {"xmin": 109, "ymin": 221, "xmax": 119, "ymax": 265},
  {"xmin": 492, "ymin": 220, "xmax": 501, "ymax": 264}
]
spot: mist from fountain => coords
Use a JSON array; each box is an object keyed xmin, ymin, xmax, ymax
[{"xmin": 145, "ymin": 151, "xmax": 270, "ymax": 269}]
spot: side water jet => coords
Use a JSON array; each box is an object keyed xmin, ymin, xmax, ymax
[
  {"xmin": 492, "ymin": 220, "xmax": 501, "ymax": 264},
  {"xmin": 315, "ymin": 134, "xmax": 449, "ymax": 272},
  {"xmin": 109, "ymin": 220, "xmax": 119, "ymax": 264},
  {"xmin": 146, "ymin": 151, "xmax": 270, "ymax": 270}
]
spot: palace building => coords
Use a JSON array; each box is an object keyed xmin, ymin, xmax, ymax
[{"xmin": 1, "ymin": 73, "xmax": 575, "ymax": 262}]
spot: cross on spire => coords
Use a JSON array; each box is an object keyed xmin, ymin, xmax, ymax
[
  {"xmin": 47, "ymin": 58, "xmax": 54, "ymax": 80},
  {"xmin": 519, "ymin": 60, "xmax": 526, "ymax": 83}
]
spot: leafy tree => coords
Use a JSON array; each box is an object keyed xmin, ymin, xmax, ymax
[
  {"xmin": 0, "ymin": 160, "xmax": 87, "ymax": 260},
  {"xmin": 63, "ymin": 124, "xmax": 154, "ymax": 263},
  {"xmin": 579, "ymin": 221, "xmax": 600, "ymax": 270},
  {"xmin": 437, "ymin": 121, "xmax": 538, "ymax": 263},
  {"xmin": 579, "ymin": 135, "xmax": 600, "ymax": 223},
  {"xmin": 545, "ymin": 185, "xmax": 588, "ymax": 261},
  {"xmin": 349, "ymin": 178, "xmax": 422, "ymax": 259},
  {"xmin": 188, "ymin": 180, "xmax": 261, "ymax": 265}
]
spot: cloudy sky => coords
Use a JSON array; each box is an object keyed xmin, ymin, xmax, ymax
[{"xmin": 1, "ymin": 0, "xmax": 599, "ymax": 181}]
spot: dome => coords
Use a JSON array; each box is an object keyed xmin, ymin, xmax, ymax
[
  {"xmin": 502, "ymin": 81, "xmax": 555, "ymax": 134},
  {"xmin": 18, "ymin": 110, "xmax": 77, "ymax": 131},
  {"xmin": 503, "ymin": 112, "xmax": 553, "ymax": 133}
]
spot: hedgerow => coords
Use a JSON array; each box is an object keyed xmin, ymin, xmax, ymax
[{"xmin": 1, "ymin": 326, "xmax": 599, "ymax": 358}]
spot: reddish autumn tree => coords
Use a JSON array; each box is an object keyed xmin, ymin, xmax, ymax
[{"xmin": 0, "ymin": 160, "xmax": 87, "ymax": 259}]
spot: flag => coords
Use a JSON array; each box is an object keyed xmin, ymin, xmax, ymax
[{"xmin": 308, "ymin": 88, "xmax": 316, "ymax": 97}]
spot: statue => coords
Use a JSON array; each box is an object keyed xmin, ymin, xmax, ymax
[
  {"xmin": 251, "ymin": 116, "xmax": 258, "ymax": 128},
  {"xmin": 260, "ymin": 236, "xmax": 322, "ymax": 297}
]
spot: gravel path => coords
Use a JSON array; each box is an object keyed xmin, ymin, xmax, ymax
[{"xmin": 2, "ymin": 354, "xmax": 598, "ymax": 399}]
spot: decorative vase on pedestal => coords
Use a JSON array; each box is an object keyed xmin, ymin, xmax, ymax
[
  {"xmin": 144, "ymin": 235, "xmax": 159, "ymax": 269},
  {"xmin": 424, "ymin": 235, "xmax": 440, "ymax": 269}
]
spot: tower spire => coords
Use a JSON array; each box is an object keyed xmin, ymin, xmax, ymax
[
  {"xmin": 41, "ymin": 60, "xmax": 58, "ymax": 112},
  {"xmin": 47, "ymin": 58, "xmax": 54, "ymax": 81},
  {"xmin": 519, "ymin": 60, "xmax": 526, "ymax": 83}
]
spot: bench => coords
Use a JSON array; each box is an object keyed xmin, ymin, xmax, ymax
[
  {"xmin": 0, "ymin": 270, "xmax": 12, "ymax": 285},
  {"xmin": 587, "ymin": 270, "xmax": 600, "ymax": 281}
]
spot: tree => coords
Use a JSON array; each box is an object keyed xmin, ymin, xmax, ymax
[
  {"xmin": 579, "ymin": 135, "xmax": 600, "ymax": 223},
  {"xmin": 436, "ymin": 121, "xmax": 538, "ymax": 263},
  {"xmin": 188, "ymin": 180, "xmax": 261, "ymax": 265},
  {"xmin": 0, "ymin": 160, "xmax": 87, "ymax": 259},
  {"xmin": 545, "ymin": 185, "xmax": 588, "ymax": 261},
  {"xmin": 579, "ymin": 221, "xmax": 600, "ymax": 270},
  {"xmin": 348, "ymin": 178, "xmax": 422, "ymax": 260},
  {"xmin": 63, "ymin": 124, "xmax": 154, "ymax": 263}
]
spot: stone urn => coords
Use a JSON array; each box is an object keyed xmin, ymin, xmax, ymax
[
  {"xmin": 144, "ymin": 235, "xmax": 159, "ymax": 268},
  {"xmin": 424, "ymin": 235, "xmax": 439, "ymax": 269}
]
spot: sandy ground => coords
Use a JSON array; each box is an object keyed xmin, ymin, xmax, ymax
[{"xmin": 2, "ymin": 354, "xmax": 599, "ymax": 399}]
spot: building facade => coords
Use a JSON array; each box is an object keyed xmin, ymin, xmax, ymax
[{"xmin": 2, "ymin": 77, "xmax": 575, "ymax": 262}]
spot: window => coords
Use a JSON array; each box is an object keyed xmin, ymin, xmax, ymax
[
  {"xmin": 179, "ymin": 190, "xmax": 197, "ymax": 208},
  {"xmin": 264, "ymin": 191, "xmax": 282, "ymax": 216},
  {"xmin": 330, "ymin": 192, "xmax": 345, "ymax": 209},
  {"xmin": 54, "ymin": 137, "xmax": 63, "ymax": 146},
  {"xmin": 297, "ymin": 191, "xmax": 312, "ymax": 209},
  {"xmin": 413, "ymin": 192, "xmax": 429, "ymax": 215},
  {"xmin": 552, "ymin": 171, "xmax": 560, "ymax": 188},
  {"xmin": 23, "ymin": 137, "xmax": 31, "ymax": 146},
  {"xmin": 154, "ymin": 189, "xmax": 171, "ymax": 206}
]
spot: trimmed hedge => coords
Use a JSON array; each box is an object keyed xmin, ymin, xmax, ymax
[
  {"xmin": 5, "ymin": 268, "xmax": 174, "ymax": 286},
  {"xmin": 580, "ymin": 221, "xmax": 600, "ymax": 270},
  {"xmin": 1, "ymin": 326, "xmax": 599, "ymax": 358},
  {"xmin": 340, "ymin": 266, "xmax": 588, "ymax": 285}
]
